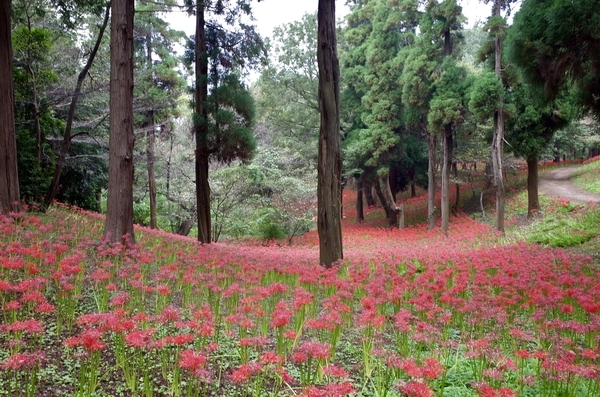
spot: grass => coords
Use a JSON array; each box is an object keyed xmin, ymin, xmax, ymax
[{"xmin": 572, "ymin": 155, "xmax": 600, "ymax": 193}]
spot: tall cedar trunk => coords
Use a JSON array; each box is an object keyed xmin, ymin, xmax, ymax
[
  {"xmin": 146, "ymin": 33, "xmax": 157, "ymax": 229},
  {"xmin": 364, "ymin": 179, "xmax": 375, "ymax": 207},
  {"xmin": 104, "ymin": 0, "xmax": 135, "ymax": 243},
  {"xmin": 526, "ymin": 155, "xmax": 539, "ymax": 218},
  {"xmin": 427, "ymin": 132, "xmax": 436, "ymax": 229},
  {"xmin": 26, "ymin": 66, "xmax": 42, "ymax": 166},
  {"xmin": 454, "ymin": 161, "xmax": 459, "ymax": 208},
  {"xmin": 195, "ymin": 0, "xmax": 211, "ymax": 243},
  {"xmin": 374, "ymin": 176, "xmax": 398, "ymax": 227},
  {"xmin": 0, "ymin": 0, "xmax": 21, "ymax": 214},
  {"xmin": 317, "ymin": 0, "xmax": 343, "ymax": 267},
  {"xmin": 492, "ymin": 0, "xmax": 505, "ymax": 233},
  {"xmin": 441, "ymin": 28, "xmax": 453, "ymax": 233},
  {"xmin": 45, "ymin": 4, "xmax": 110, "ymax": 208},
  {"xmin": 356, "ymin": 175, "xmax": 364, "ymax": 223},
  {"xmin": 441, "ymin": 124, "xmax": 452, "ymax": 233}
]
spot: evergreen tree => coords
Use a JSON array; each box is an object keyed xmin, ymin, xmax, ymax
[{"xmin": 189, "ymin": 0, "xmax": 265, "ymax": 243}]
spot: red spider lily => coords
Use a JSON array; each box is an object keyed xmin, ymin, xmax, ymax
[
  {"xmin": 296, "ymin": 340, "xmax": 331, "ymax": 361},
  {"xmin": 260, "ymin": 351, "xmax": 284, "ymax": 365},
  {"xmin": 473, "ymin": 381, "xmax": 516, "ymax": 397},
  {"xmin": 1, "ymin": 318, "xmax": 44, "ymax": 334},
  {"xmin": 36, "ymin": 301, "xmax": 56, "ymax": 313},
  {"xmin": 124, "ymin": 328, "xmax": 156, "ymax": 349},
  {"xmin": 0, "ymin": 350, "xmax": 46, "ymax": 370},
  {"xmin": 398, "ymin": 380, "xmax": 433, "ymax": 397},
  {"xmin": 230, "ymin": 361, "xmax": 263, "ymax": 383},
  {"xmin": 270, "ymin": 302, "xmax": 292, "ymax": 328},
  {"xmin": 322, "ymin": 364, "xmax": 349, "ymax": 379},
  {"xmin": 179, "ymin": 349, "xmax": 208, "ymax": 374},
  {"xmin": 65, "ymin": 328, "xmax": 105, "ymax": 351}
]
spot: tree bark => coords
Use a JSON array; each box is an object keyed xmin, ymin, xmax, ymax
[
  {"xmin": 195, "ymin": 0, "xmax": 211, "ymax": 243},
  {"xmin": 356, "ymin": 175, "xmax": 364, "ymax": 223},
  {"xmin": 104, "ymin": 0, "xmax": 135, "ymax": 244},
  {"xmin": 0, "ymin": 0, "xmax": 21, "ymax": 214},
  {"xmin": 45, "ymin": 4, "xmax": 110, "ymax": 208},
  {"xmin": 441, "ymin": 124, "xmax": 452, "ymax": 233},
  {"xmin": 145, "ymin": 33, "xmax": 157, "ymax": 229},
  {"xmin": 492, "ymin": 0, "xmax": 505, "ymax": 233},
  {"xmin": 364, "ymin": 178, "xmax": 376, "ymax": 207},
  {"xmin": 427, "ymin": 132, "xmax": 436, "ymax": 229},
  {"xmin": 374, "ymin": 176, "xmax": 398, "ymax": 227},
  {"xmin": 526, "ymin": 155, "xmax": 539, "ymax": 218},
  {"xmin": 316, "ymin": 0, "xmax": 343, "ymax": 267}
]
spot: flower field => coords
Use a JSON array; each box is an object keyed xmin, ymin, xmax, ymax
[{"xmin": 1, "ymin": 193, "xmax": 599, "ymax": 397}]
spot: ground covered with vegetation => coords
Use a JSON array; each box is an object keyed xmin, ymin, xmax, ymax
[{"xmin": 1, "ymin": 162, "xmax": 600, "ymax": 397}]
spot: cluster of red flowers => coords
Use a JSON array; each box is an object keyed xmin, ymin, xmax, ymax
[{"xmin": 1, "ymin": 190, "xmax": 599, "ymax": 396}]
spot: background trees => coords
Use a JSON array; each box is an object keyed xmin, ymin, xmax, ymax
[{"xmin": 4, "ymin": 0, "xmax": 599, "ymax": 250}]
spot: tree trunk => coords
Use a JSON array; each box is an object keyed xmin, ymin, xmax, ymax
[
  {"xmin": 317, "ymin": 0, "xmax": 343, "ymax": 267},
  {"xmin": 195, "ymin": 0, "xmax": 211, "ymax": 243},
  {"xmin": 526, "ymin": 155, "xmax": 539, "ymax": 218},
  {"xmin": 45, "ymin": 4, "xmax": 110, "ymax": 208},
  {"xmin": 145, "ymin": 33, "xmax": 157, "ymax": 229},
  {"xmin": 356, "ymin": 175, "xmax": 364, "ymax": 223},
  {"xmin": 427, "ymin": 132, "xmax": 436, "ymax": 229},
  {"xmin": 0, "ymin": 0, "xmax": 21, "ymax": 215},
  {"xmin": 364, "ymin": 178, "xmax": 376, "ymax": 207},
  {"xmin": 454, "ymin": 160, "xmax": 460, "ymax": 208},
  {"xmin": 104, "ymin": 0, "xmax": 135, "ymax": 244},
  {"xmin": 176, "ymin": 218, "xmax": 194, "ymax": 236},
  {"xmin": 374, "ymin": 176, "xmax": 398, "ymax": 227},
  {"xmin": 441, "ymin": 124, "xmax": 452, "ymax": 233},
  {"xmin": 492, "ymin": 0, "xmax": 505, "ymax": 233},
  {"xmin": 146, "ymin": 112, "xmax": 157, "ymax": 229}
]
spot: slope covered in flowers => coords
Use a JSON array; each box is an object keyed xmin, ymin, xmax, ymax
[{"xmin": 1, "ymin": 193, "xmax": 599, "ymax": 397}]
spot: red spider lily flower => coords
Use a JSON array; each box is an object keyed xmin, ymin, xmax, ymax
[
  {"xmin": 172, "ymin": 333, "xmax": 195, "ymax": 346},
  {"xmin": 179, "ymin": 349, "xmax": 208, "ymax": 374},
  {"xmin": 296, "ymin": 340, "xmax": 331, "ymax": 361},
  {"xmin": 20, "ymin": 290, "xmax": 45, "ymax": 303},
  {"xmin": 322, "ymin": 381, "xmax": 355, "ymax": 397},
  {"xmin": 4, "ymin": 300, "xmax": 21, "ymax": 311},
  {"xmin": 291, "ymin": 351, "xmax": 308, "ymax": 364},
  {"xmin": 156, "ymin": 284, "xmax": 171, "ymax": 296},
  {"xmin": 124, "ymin": 328, "xmax": 156, "ymax": 349},
  {"xmin": 0, "ymin": 280, "xmax": 12, "ymax": 292},
  {"xmin": 0, "ymin": 351, "xmax": 46, "ymax": 370},
  {"xmin": 36, "ymin": 301, "xmax": 56, "ymax": 313},
  {"xmin": 260, "ymin": 351, "xmax": 284, "ymax": 366},
  {"xmin": 160, "ymin": 305, "xmax": 180, "ymax": 322},
  {"xmin": 230, "ymin": 362, "xmax": 263, "ymax": 383},
  {"xmin": 2, "ymin": 319, "xmax": 44, "ymax": 334},
  {"xmin": 110, "ymin": 291, "xmax": 130, "ymax": 307},
  {"xmin": 284, "ymin": 329, "xmax": 297, "ymax": 340},
  {"xmin": 80, "ymin": 328, "xmax": 105, "ymax": 351},
  {"xmin": 270, "ymin": 302, "xmax": 292, "ymax": 328},
  {"xmin": 323, "ymin": 364, "xmax": 349, "ymax": 379},
  {"xmin": 398, "ymin": 380, "xmax": 433, "ymax": 397},
  {"xmin": 421, "ymin": 357, "xmax": 444, "ymax": 380},
  {"xmin": 65, "ymin": 329, "xmax": 105, "ymax": 351}
]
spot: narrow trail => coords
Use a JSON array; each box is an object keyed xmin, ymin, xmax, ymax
[{"xmin": 538, "ymin": 165, "xmax": 600, "ymax": 204}]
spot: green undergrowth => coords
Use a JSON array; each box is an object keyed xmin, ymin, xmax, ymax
[
  {"xmin": 572, "ymin": 157, "xmax": 600, "ymax": 193},
  {"xmin": 508, "ymin": 197, "xmax": 600, "ymax": 248}
]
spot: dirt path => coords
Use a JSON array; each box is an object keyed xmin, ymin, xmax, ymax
[{"xmin": 539, "ymin": 165, "xmax": 600, "ymax": 204}]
